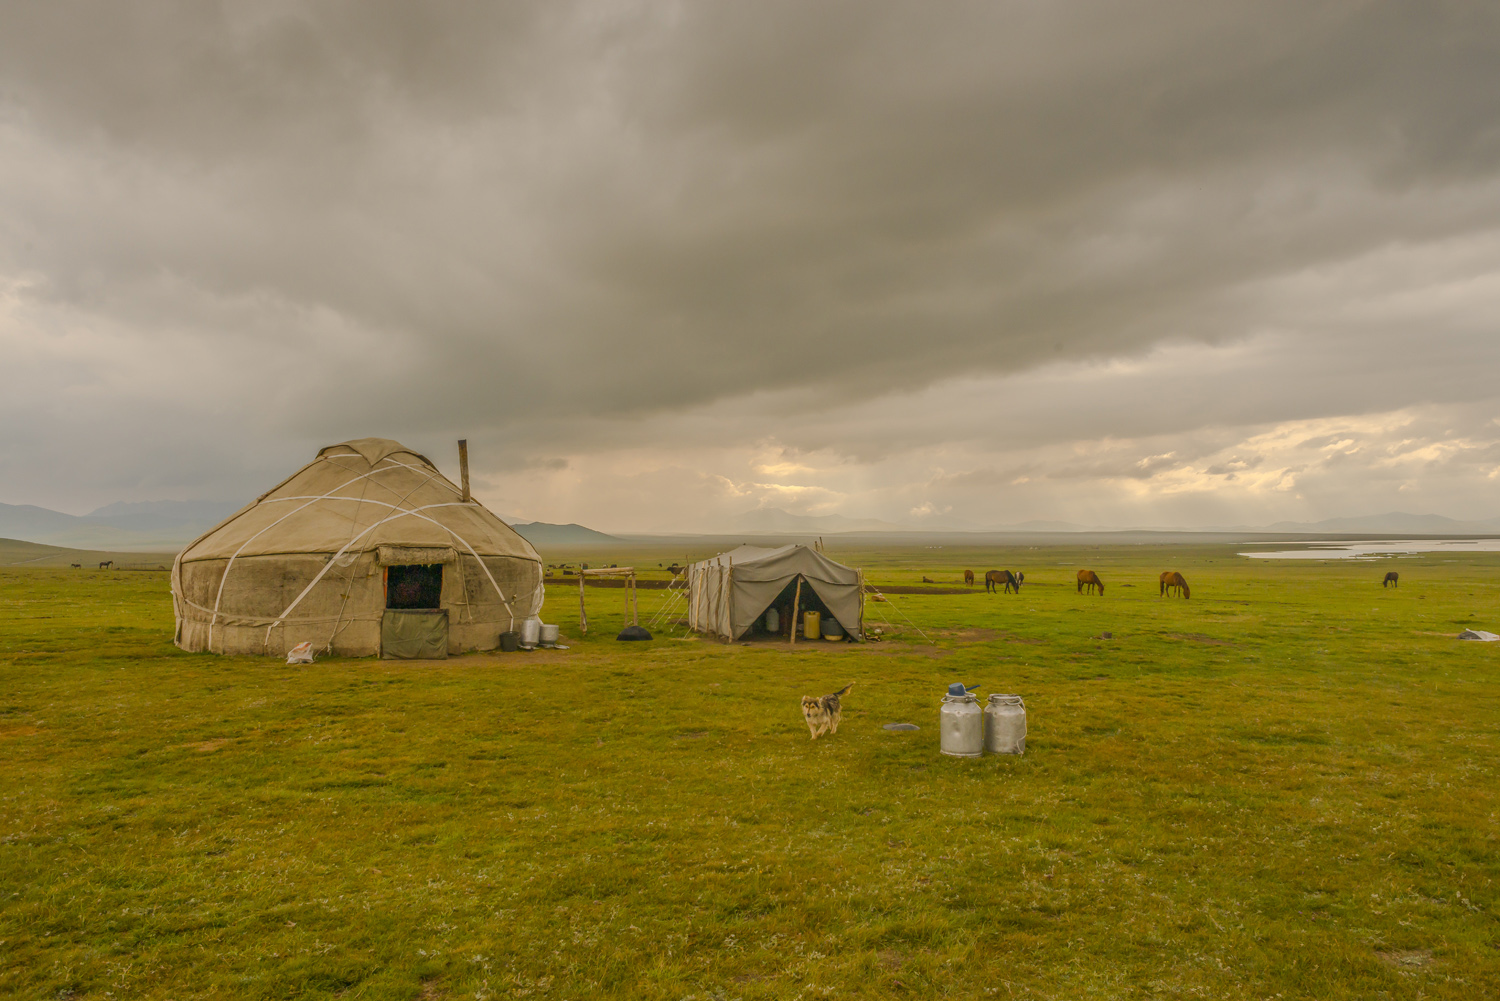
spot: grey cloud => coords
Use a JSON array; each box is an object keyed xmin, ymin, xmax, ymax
[{"xmin": 4, "ymin": 2, "xmax": 1500, "ymax": 517}]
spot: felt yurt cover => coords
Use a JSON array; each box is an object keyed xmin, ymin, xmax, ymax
[
  {"xmin": 687, "ymin": 544, "xmax": 863, "ymax": 642},
  {"xmin": 172, "ymin": 438, "xmax": 543, "ymax": 657}
]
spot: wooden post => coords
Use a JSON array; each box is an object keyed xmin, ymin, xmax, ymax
[
  {"xmin": 790, "ymin": 576, "xmax": 802, "ymax": 645},
  {"xmin": 578, "ymin": 572, "xmax": 588, "ymax": 635},
  {"xmin": 458, "ymin": 440, "xmax": 471, "ymax": 503}
]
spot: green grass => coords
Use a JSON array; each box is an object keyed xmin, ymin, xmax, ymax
[{"xmin": 2, "ymin": 545, "xmax": 1498, "ymax": 999}]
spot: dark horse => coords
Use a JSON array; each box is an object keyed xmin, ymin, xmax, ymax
[
  {"xmin": 1159, "ymin": 571, "xmax": 1190, "ymax": 599},
  {"xmin": 985, "ymin": 570, "xmax": 1023, "ymax": 593},
  {"xmin": 1383, "ymin": 571, "xmax": 1399, "ymax": 588},
  {"xmin": 963, "ymin": 569, "xmax": 975, "ymax": 587},
  {"xmin": 1077, "ymin": 569, "xmax": 1104, "ymax": 595}
]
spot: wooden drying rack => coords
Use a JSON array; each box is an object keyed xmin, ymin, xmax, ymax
[{"xmin": 576, "ymin": 567, "xmax": 638, "ymax": 636}]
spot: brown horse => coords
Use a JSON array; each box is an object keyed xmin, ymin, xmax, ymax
[
  {"xmin": 1383, "ymin": 571, "xmax": 1399, "ymax": 588},
  {"xmin": 1160, "ymin": 571, "xmax": 1190, "ymax": 599},
  {"xmin": 1077, "ymin": 569, "xmax": 1104, "ymax": 595},
  {"xmin": 963, "ymin": 569, "xmax": 975, "ymax": 587},
  {"xmin": 985, "ymin": 570, "xmax": 1023, "ymax": 593}
]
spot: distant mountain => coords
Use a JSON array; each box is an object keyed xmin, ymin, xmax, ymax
[
  {"xmin": 510, "ymin": 522, "xmax": 621, "ymax": 545},
  {"xmin": 0, "ymin": 500, "xmax": 240, "ymax": 550},
  {"xmin": 0, "ymin": 503, "xmax": 84, "ymax": 540},
  {"xmin": 84, "ymin": 500, "xmax": 242, "ymax": 533},
  {"xmin": 732, "ymin": 507, "xmax": 911, "ymax": 533}
]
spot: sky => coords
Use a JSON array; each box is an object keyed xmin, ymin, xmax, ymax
[{"xmin": 3, "ymin": 1, "xmax": 1500, "ymax": 533}]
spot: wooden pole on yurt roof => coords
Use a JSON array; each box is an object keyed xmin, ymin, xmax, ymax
[{"xmin": 457, "ymin": 440, "xmax": 471, "ymax": 502}]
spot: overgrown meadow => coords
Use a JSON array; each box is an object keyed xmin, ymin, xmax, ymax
[{"xmin": 2, "ymin": 543, "xmax": 1497, "ymax": 999}]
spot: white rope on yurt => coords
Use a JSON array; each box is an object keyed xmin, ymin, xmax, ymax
[
  {"xmin": 259, "ymin": 459, "xmax": 446, "ymax": 650},
  {"xmin": 205, "ymin": 457, "xmax": 423, "ymax": 650},
  {"xmin": 322, "ymin": 461, "xmax": 378, "ymax": 654},
  {"xmin": 260, "ymin": 501, "xmax": 528, "ymax": 649},
  {"xmin": 274, "ymin": 454, "xmax": 535, "ymax": 630}
]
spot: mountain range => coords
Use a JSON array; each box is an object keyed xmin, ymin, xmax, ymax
[
  {"xmin": 0, "ymin": 500, "xmax": 244, "ymax": 550},
  {"xmin": 729, "ymin": 507, "xmax": 1500, "ymax": 535},
  {"xmin": 3, "ymin": 500, "xmax": 1498, "ymax": 551},
  {"xmin": 0, "ymin": 501, "xmax": 624, "ymax": 551}
]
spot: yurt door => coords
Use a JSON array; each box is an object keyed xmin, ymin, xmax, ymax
[{"xmin": 381, "ymin": 564, "xmax": 449, "ymax": 659}]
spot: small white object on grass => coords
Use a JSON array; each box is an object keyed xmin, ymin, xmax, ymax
[
  {"xmin": 286, "ymin": 641, "xmax": 315, "ymax": 664},
  {"xmin": 1458, "ymin": 629, "xmax": 1500, "ymax": 641}
]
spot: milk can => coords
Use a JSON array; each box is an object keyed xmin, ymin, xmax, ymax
[
  {"xmin": 984, "ymin": 694, "xmax": 1026, "ymax": 755},
  {"xmin": 939, "ymin": 683, "xmax": 983, "ymax": 757}
]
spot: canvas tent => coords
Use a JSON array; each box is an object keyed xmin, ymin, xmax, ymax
[
  {"xmin": 687, "ymin": 544, "xmax": 864, "ymax": 642},
  {"xmin": 172, "ymin": 438, "xmax": 543, "ymax": 658}
]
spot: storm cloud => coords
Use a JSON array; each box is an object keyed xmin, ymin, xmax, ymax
[{"xmin": 3, "ymin": 1, "xmax": 1499, "ymax": 529}]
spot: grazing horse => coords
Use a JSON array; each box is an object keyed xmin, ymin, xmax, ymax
[
  {"xmin": 70, "ymin": 563, "xmax": 81, "ymax": 569},
  {"xmin": 1383, "ymin": 571, "xmax": 1399, "ymax": 588},
  {"xmin": 985, "ymin": 570, "xmax": 1023, "ymax": 593},
  {"xmin": 667, "ymin": 563, "xmax": 685, "ymax": 577},
  {"xmin": 99, "ymin": 560, "xmax": 113, "ymax": 570},
  {"xmin": 963, "ymin": 569, "xmax": 975, "ymax": 587},
  {"xmin": 1077, "ymin": 569, "xmax": 1104, "ymax": 595},
  {"xmin": 1159, "ymin": 571, "xmax": 1190, "ymax": 599}
]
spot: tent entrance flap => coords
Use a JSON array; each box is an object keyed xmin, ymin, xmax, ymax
[
  {"xmin": 381, "ymin": 609, "xmax": 449, "ymax": 659},
  {"xmin": 387, "ymin": 564, "xmax": 443, "ymax": 609},
  {"xmin": 745, "ymin": 576, "xmax": 845, "ymax": 639}
]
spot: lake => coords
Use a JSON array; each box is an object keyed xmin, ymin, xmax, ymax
[{"xmin": 1240, "ymin": 538, "xmax": 1500, "ymax": 560}]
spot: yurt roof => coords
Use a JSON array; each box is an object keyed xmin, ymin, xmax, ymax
[{"xmin": 178, "ymin": 438, "xmax": 540, "ymax": 563}]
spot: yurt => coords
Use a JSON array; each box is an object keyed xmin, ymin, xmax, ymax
[
  {"xmin": 687, "ymin": 544, "xmax": 864, "ymax": 642},
  {"xmin": 172, "ymin": 438, "xmax": 543, "ymax": 659}
]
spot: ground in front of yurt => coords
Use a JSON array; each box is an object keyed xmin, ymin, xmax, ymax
[{"xmin": 1, "ymin": 547, "xmax": 1497, "ymax": 999}]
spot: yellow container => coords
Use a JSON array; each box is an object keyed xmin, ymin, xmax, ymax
[{"xmin": 803, "ymin": 611, "xmax": 821, "ymax": 640}]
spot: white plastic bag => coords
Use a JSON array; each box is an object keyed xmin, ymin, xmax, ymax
[{"xmin": 286, "ymin": 641, "xmax": 316, "ymax": 664}]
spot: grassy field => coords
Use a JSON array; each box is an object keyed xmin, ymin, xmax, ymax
[{"xmin": 2, "ymin": 543, "xmax": 1498, "ymax": 999}]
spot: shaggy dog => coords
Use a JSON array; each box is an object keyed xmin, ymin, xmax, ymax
[{"xmin": 801, "ymin": 683, "xmax": 854, "ymax": 739}]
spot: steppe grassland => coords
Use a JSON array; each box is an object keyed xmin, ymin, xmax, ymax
[{"xmin": 1, "ymin": 544, "xmax": 1497, "ymax": 999}]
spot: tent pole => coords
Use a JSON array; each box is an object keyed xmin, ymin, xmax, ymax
[
  {"xmin": 858, "ymin": 568, "xmax": 865, "ymax": 640},
  {"xmin": 790, "ymin": 576, "xmax": 802, "ymax": 645}
]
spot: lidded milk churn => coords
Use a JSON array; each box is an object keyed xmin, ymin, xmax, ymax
[
  {"xmin": 984, "ymin": 694, "xmax": 1026, "ymax": 755},
  {"xmin": 939, "ymin": 683, "xmax": 984, "ymax": 757}
]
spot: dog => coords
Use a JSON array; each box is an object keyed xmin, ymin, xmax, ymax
[{"xmin": 801, "ymin": 683, "xmax": 854, "ymax": 739}]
